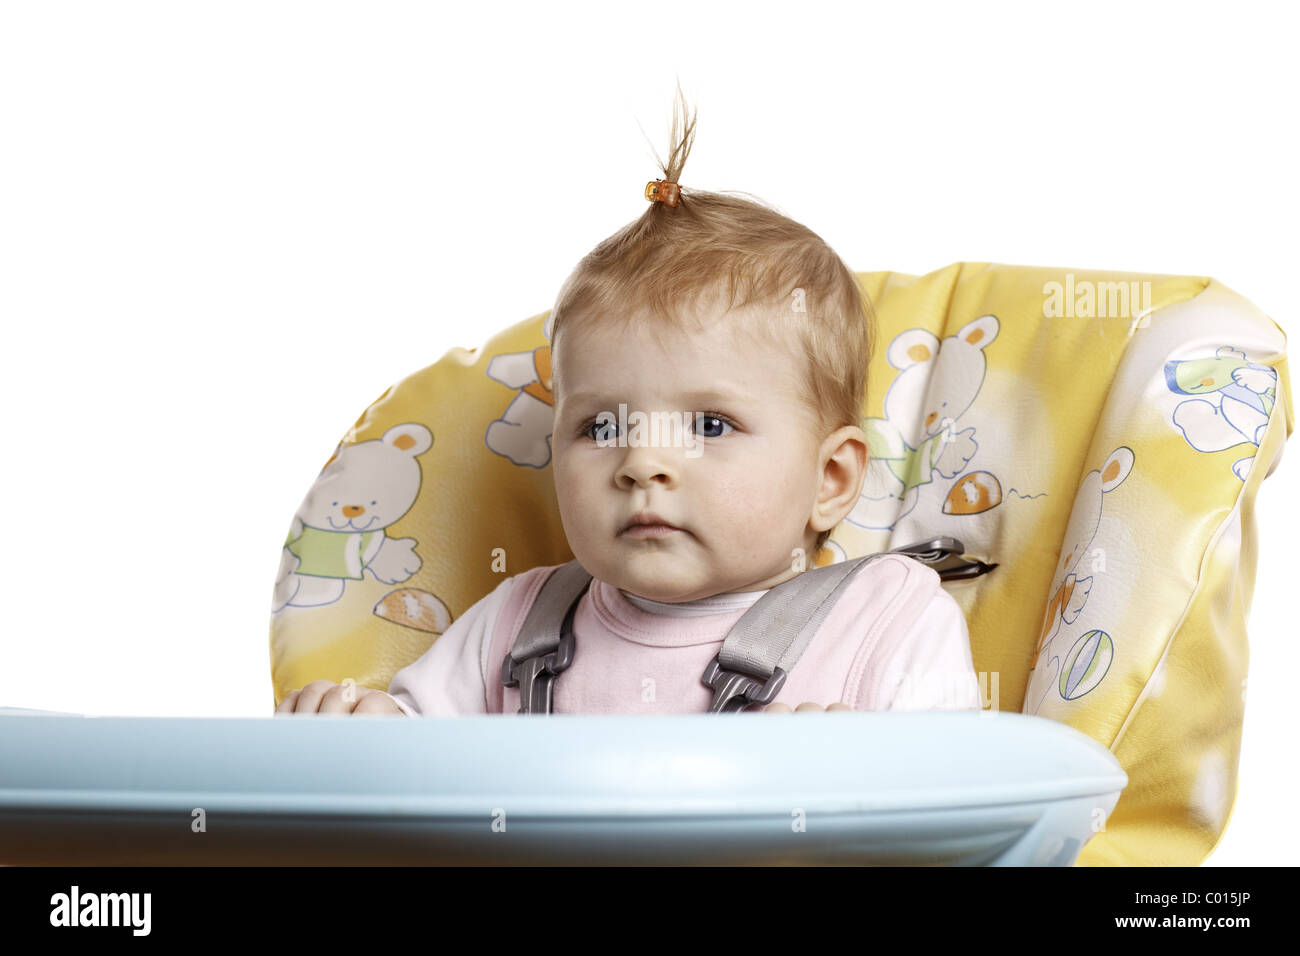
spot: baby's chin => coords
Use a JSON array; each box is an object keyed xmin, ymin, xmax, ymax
[{"xmin": 596, "ymin": 543, "xmax": 718, "ymax": 603}]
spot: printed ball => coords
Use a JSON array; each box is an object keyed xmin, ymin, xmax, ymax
[
  {"xmin": 373, "ymin": 588, "xmax": 452, "ymax": 633},
  {"xmin": 1059, "ymin": 629, "xmax": 1113, "ymax": 700},
  {"xmin": 942, "ymin": 471, "xmax": 1003, "ymax": 515}
]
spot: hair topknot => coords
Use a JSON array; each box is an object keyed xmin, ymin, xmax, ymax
[
  {"xmin": 548, "ymin": 80, "xmax": 874, "ymax": 555},
  {"xmin": 645, "ymin": 79, "xmax": 698, "ymax": 195}
]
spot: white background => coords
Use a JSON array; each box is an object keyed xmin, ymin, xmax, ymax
[{"xmin": 1, "ymin": 1, "xmax": 1295, "ymax": 865}]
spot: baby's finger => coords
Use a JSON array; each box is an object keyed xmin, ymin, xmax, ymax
[
  {"xmin": 794, "ymin": 701, "xmax": 824, "ymax": 712},
  {"xmin": 317, "ymin": 683, "xmax": 362, "ymax": 714},
  {"xmin": 764, "ymin": 702, "xmax": 793, "ymax": 714},
  {"xmin": 293, "ymin": 680, "xmax": 340, "ymax": 714},
  {"xmin": 274, "ymin": 689, "xmax": 301, "ymax": 715},
  {"xmin": 826, "ymin": 702, "xmax": 852, "ymax": 712},
  {"xmin": 353, "ymin": 691, "xmax": 406, "ymax": 716}
]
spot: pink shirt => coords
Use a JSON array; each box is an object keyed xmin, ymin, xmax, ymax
[{"xmin": 386, "ymin": 553, "xmax": 982, "ymax": 716}]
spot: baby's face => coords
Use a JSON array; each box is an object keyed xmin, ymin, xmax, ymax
[{"xmin": 551, "ymin": 304, "xmax": 830, "ymax": 602}]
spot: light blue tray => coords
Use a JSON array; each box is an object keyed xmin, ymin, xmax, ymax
[{"xmin": 0, "ymin": 708, "xmax": 1126, "ymax": 865}]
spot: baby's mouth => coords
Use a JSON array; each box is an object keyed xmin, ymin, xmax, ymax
[
  {"xmin": 620, "ymin": 511, "xmax": 687, "ymax": 538},
  {"xmin": 621, "ymin": 524, "xmax": 684, "ymax": 539}
]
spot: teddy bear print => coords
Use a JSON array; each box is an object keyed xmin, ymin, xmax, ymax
[
  {"xmin": 1024, "ymin": 445, "xmax": 1134, "ymax": 714},
  {"xmin": 484, "ymin": 312, "xmax": 556, "ymax": 468},
  {"xmin": 846, "ymin": 314, "xmax": 1000, "ymax": 531},
  {"xmin": 272, "ymin": 422, "xmax": 433, "ymax": 612},
  {"xmin": 1166, "ymin": 346, "xmax": 1278, "ymax": 482}
]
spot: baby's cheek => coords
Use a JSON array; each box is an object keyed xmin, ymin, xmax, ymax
[
  {"xmin": 554, "ymin": 462, "xmax": 601, "ymax": 537},
  {"xmin": 711, "ymin": 461, "xmax": 802, "ymax": 531}
]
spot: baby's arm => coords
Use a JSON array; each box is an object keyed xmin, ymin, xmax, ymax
[
  {"xmin": 387, "ymin": 573, "xmax": 518, "ymax": 715},
  {"xmin": 873, "ymin": 587, "xmax": 982, "ymax": 711},
  {"xmin": 766, "ymin": 570, "xmax": 980, "ymax": 714}
]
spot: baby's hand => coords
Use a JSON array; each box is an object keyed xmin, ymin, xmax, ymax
[
  {"xmin": 275, "ymin": 680, "xmax": 408, "ymax": 716},
  {"xmin": 763, "ymin": 701, "xmax": 852, "ymax": 713}
]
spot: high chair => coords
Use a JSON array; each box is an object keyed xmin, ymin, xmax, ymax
[
  {"xmin": 0, "ymin": 262, "xmax": 1287, "ymax": 866},
  {"xmin": 267, "ymin": 259, "xmax": 1291, "ymax": 866}
]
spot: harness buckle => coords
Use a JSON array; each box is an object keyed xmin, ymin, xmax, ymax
[
  {"xmin": 701, "ymin": 656, "xmax": 788, "ymax": 713},
  {"xmin": 501, "ymin": 629, "xmax": 576, "ymax": 715},
  {"xmin": 894, "ymin": 536, "xmax": 997, "ymax": 581}
]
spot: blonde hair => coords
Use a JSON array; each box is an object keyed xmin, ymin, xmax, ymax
[{"xmin": 550, "ymin": 85, "xmax": 874, "ymax": 555}]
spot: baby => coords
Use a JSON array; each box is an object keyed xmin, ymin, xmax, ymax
[{"xmin": 277, "ymin": 94, "xmax": 981, "ymax": 718}]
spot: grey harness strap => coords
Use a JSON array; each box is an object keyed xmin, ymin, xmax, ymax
[
  {"xmin": 701, "ymin": 550, "xmax": 888, "ymax": 713},
  {"xmin": 499, "ymin": 560, "xmax": 592, "ymax": 715},
  {"xmin": 501, "ymin": 536, "xmax": 988, "ymax": 715}
]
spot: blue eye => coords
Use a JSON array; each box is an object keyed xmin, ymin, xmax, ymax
[
  {"xmin": 694, "ymin": 414, "xmax": 734, "ymax": 438},
  {"xmin": 584, "ymin": 417, "xmax": 619, "ymax": 442},
  {"xmin": 580, "ymin": 413, "xmax": 734, "ymax": 441}
]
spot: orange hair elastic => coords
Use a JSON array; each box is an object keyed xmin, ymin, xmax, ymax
[{"xmin": 645, "ymin": 179, "xmax": 681, "ymax": 207}]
